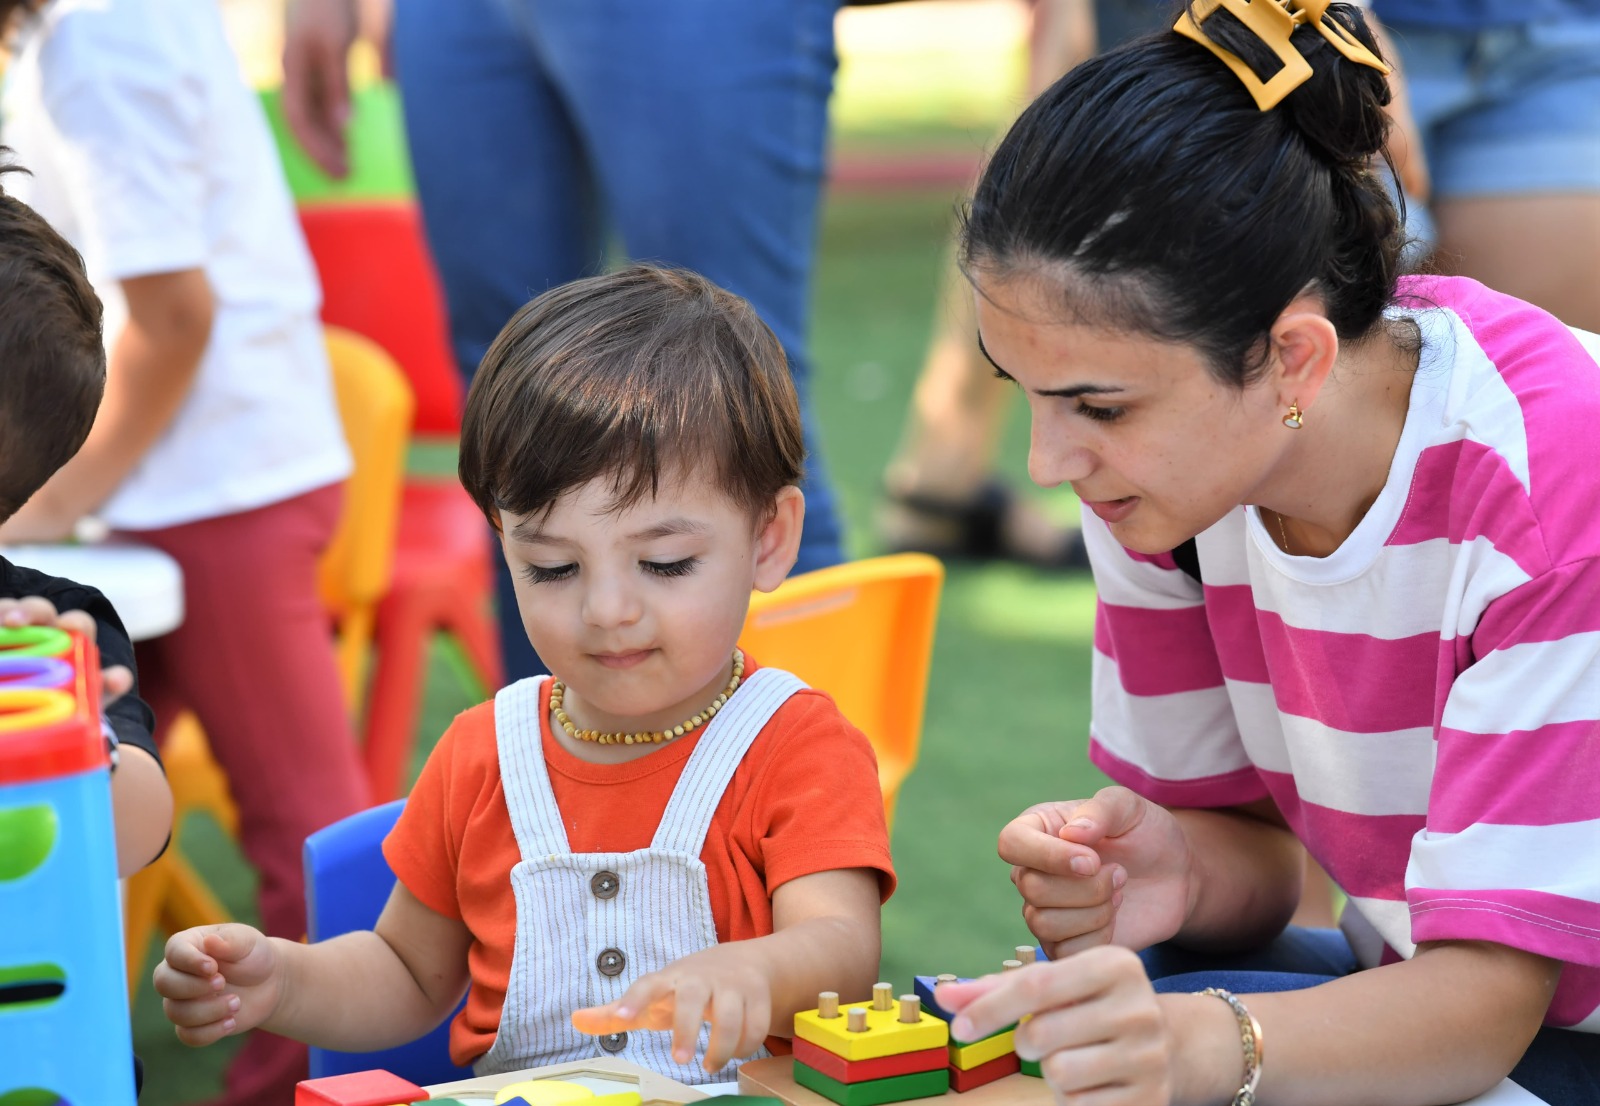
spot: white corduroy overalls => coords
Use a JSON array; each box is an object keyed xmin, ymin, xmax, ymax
[{"xmin": 476, "ymin": 666, "xmax": 805, "ymax": 1084}]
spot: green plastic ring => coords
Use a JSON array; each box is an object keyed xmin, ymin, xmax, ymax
[{"xmin": 0, "ymin": 626, "xmax": 72, "ymax": 658}]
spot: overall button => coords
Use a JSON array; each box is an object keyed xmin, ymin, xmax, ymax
[
  {"xmin": 597, "ymin": 948, "xmax": 627, "ymax": 977},
  {"xmin": 599, "ymin": 1031, "xmax": 628, "ymax": 1053},
  {"xmin": 591, "ymin": 871, "xmax": 620, "ymax": 900}
]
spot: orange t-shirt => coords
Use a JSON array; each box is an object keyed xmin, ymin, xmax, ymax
[{"xmin": 382, "ymin": 658, "xmax": 896, "ymax": 1069}]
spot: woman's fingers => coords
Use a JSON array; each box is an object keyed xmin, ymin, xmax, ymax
[
  {"xmin": 1054, "ymin": 787, "xmax": 1149, "ymax": 848},
  {"xmin": 944, "ymin": 947, "xmax": 1145, "ymax": 1043}
]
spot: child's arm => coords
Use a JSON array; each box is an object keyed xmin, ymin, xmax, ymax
[
  {"xmin": 572, "ymin": 867, "xmax": 883, "ymax": 1074},
  {"xmin": 940, "ymin": 936, "xmax": 1557, "ymax": 1106},
  {"xmin": 0, "ymin": 595, "xmax": 171, "ymax": 874},
  {"xmin": 154, "ymin": 881, "xmax": 472, "ymax": 1052},
  {"xmin": 1, "ymin": 270, "xmax": 213, "ymax": 541}
]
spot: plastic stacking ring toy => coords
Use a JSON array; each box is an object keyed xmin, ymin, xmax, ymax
[
  {"xmin": 0, "ymin": 688, "xmax": 76, "ymax": 733},
  {"xmin": 0, "ymin": 626, "xmax": 73, "ymax": 658},
  {"xmin": 0, "ymin": 655, "xmax": 74, "ymax": 690}
]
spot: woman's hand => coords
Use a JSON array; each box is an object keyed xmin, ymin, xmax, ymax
[
  {"xmin": 571, "ymin": 942, "xmax": 774, "ymax": 1074},
  {"xmin": 938, "ymin": 949, "xmax": 1181, "ymax": 1106},
  {"xmin": 1001, "ymin": 786, "xmax": 1195, "ymax": 957}
]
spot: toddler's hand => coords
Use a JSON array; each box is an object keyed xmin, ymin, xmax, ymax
[
  {"xmin": 571, "ymin": 944, "xmax": 772, "ymax": 1074},
  {"xmin": 0, "ymin": 597, "xmax": 133, "ymax": 703},
  {"xmin": 153, "ymin": 923, "xmax": 284, "ymax": 1046}
]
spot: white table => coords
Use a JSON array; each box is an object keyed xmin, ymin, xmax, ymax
[{"xmin": 1, "ymin": 540, "xmax": 184, "ymax": 642}]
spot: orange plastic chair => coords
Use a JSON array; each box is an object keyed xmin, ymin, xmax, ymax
[
  {"xmin": 738, "ymin": 553, "xmax": 944, "ymax": 832},
  {"xmin": 122, "ymin": 328, "xmax": 413, "ymax": 995},
  {"xmin": 298, "ymin": 200, "xmax": 502, "ymax": 802}
]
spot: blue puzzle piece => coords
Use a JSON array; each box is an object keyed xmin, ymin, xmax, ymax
[
  {"xmin": 915, "ymin": 973, "xmax": 1024, "ymax": 1046},
  {"xmin": 913, "ymin": 973, "xmax": 966, "ymax": 1023}
]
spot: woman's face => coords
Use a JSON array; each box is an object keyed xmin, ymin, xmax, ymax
[{"xmin": 974, "ymin": 274, "xmax": 1289, "ymax": 555}]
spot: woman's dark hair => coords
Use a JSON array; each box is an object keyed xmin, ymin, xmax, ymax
[
  {"xmin": 962, "ymin": 1, "xmax": 1407, "ymax": 386},
  {"xmin": 459, "ymin": 264, "xmax": 805, "ymax": 528}
]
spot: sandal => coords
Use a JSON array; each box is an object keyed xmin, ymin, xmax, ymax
[{"xmin": 878, "ymin": 479, "xmax": 1090, "ymax": 570}]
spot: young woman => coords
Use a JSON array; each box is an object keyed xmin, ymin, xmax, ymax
[{"xmin": 935, "ymin": 3, "xmax": 1600, "ymax": 1104}]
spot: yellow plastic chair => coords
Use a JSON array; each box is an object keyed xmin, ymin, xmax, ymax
[
  {"xmin": 739, "ymin": 553, "xmax": 944, "ymax": 832},
  {"xmin": 123, "ymin": 327, "xmax": 413, "ymax": 996}
]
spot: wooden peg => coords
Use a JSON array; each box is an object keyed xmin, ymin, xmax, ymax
[
  {"xmin": 817, "ymin": 992, "xmax": 839, "ymax": 1019},
  {"xmin": 898, "ymin": 995, "xmax": 921, "ymax": 1024},
  {"xmin": 936, "ymin": 973, "xmax": 958, "ymax": 985},
  {"xmin": 1002, "ymin": 959, "xmax": 1023, "ymax": 972},
  {"xmin": 847, "ymin": 1007, "xmax": 869, "ymax": 1033},
  {"xmin": 872, "ymin": 982, "xmax": 894, "ymax": 1011},
  {"xmin": 1016, "ymin": 946, "xmax": 1037, "ymax": 965}
]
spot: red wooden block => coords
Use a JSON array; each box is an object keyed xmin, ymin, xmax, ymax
[
  {"xmin": 793, "ymin": 1037, "xmax": 950, "ymax": 1084},
  {"xmin": 949, "ymin": 1051, "xmax": 1021, "ymax": 1092},
  {"xmin": 295, "ymin": 1070, "xmax": 428, "ymax": 1106}
]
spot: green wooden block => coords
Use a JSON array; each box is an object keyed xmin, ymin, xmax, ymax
[
  {"xmin": 1020, "ymin": 1057, "xmax": 1042, "ymax": 1077},
  {"xmin": 260, "ymin": 81, "xmax": 415, "ymax": 203},
  {"xmin": 794, "ymin": 1062, "xmax": 949, "ymax": 1106},
  {"xmin": 712, "ymin": 1099, "xmax": 785, "ymax": 1105}
]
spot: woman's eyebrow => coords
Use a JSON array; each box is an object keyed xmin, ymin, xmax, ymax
[{"xmin": 976, "ymin": 332, "xmax": 1124, "ymax": 398}]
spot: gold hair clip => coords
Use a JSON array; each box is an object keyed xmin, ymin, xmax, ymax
[{"xmin": 1174, "ymin": 0, "xmax": 1391, "ymax": 111}]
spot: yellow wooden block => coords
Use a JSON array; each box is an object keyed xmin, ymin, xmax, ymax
[
  {"xmin": 949, "ymin": 1028, "xmax": 1016, "ymax": 1070},
  {"xmin": 794, "ymin": 1001, "xmax": 950, "ymax": 1061}
]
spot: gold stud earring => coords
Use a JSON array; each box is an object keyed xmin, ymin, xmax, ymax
[{"xmin": 1282, "ymin": 402, "xmax": 1303, "ymax": 430}]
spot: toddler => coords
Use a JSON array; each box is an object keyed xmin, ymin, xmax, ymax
[{"xmin": 155, "ymin": 265, "xmax": 894, "ymax": 1084}]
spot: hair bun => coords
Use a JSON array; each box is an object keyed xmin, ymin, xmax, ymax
[{"xmin": 1196, "ymin": 2, "xmax": 1392, "ymax": 168}]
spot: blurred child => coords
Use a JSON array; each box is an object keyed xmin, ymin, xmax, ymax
[
  {"xmin": 0, "ymin": 1, "xmax": 365, "ymax": 1099},
  {"xmin": 155, "ymin": 265, "xmax": 894, "ymax": 1084},
  {"xmin": 0, "ymin": 161, "xmax": 171, "ymax": 1093}
]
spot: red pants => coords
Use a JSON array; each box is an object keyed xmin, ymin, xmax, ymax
[{"xmin": 126, "ymin": 484, "xmax": 369, "ymax": 1104}]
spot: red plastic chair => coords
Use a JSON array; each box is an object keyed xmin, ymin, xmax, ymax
[{"xmin": 300, "ymin": 201, "xmax": 503, "ymax": 801}]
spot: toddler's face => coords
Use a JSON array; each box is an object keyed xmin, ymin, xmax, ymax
[{"xmin": 497, "ymin": 469, "xmax": 800, "ymax": 736}]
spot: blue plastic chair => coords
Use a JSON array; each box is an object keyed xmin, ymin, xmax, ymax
[{"xmin": 303, "ymin": 798, "xmax": 472, "ymax": 1081}]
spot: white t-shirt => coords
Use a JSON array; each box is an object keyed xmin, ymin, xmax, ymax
[{"xmin": 0, "ymin": 0, "xmax": 351, "ymax": 529}]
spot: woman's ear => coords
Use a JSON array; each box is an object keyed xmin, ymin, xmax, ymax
[
  {"xmin": 1270, "ymin": 297, "xmax": 1340, "ymax": 410},
  {"xmin": 753, "ymin": 485, "xmax": 805, "ymax": 593}
]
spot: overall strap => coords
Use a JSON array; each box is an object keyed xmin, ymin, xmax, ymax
[
  {"xmin": 493, "ymin": 675, "xmax": 570, "ymax": 857},
  {"xmin": 651, "ymin": 666, "xmax": 807, "ymax": 857}
]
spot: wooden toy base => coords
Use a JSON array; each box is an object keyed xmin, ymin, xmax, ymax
[
  {"xmin": 739, "ymin": 1057, "xmax": 1055, "ymax": 1105},
  {"xmin": 424, "ymin": 1057, "xmax": 710, "ymax": 1104}
]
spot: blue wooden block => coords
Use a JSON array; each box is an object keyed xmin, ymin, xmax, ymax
[{"xmin": 912, "ymin": 974, "xmax": 965, "ymax": 1023}]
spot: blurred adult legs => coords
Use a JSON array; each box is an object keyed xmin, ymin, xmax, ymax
[{"xmin": 393, "ymin": 0, "xmax": 845, "ymax": 680}]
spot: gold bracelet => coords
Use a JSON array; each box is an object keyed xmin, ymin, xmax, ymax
[{"xmin": 1200, "ymin": 988, "xmax": 1263, "ymax": 1106}]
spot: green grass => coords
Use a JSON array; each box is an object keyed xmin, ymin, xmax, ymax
[{"xmin": 130, "ymin": 189, "xmax": 1108, "ymax": 1101}]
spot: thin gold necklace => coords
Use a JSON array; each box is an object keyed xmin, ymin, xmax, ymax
[
  {"xmin": 550, "ymin": 649, "xmax": 744, "ymax": 746},
  {"xmin": 1269, "ymin": 509, "xmax": 1293, "ymax": 555}
]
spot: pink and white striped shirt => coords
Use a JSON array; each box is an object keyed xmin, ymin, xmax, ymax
[{"xmin": 1086, "ymin": 276, "xmax": 1600, "ymax": 1032}]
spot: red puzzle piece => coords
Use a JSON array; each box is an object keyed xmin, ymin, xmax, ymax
[
  {"xmin": 792, "ymin": 1037, "xmax": 950, "ymax": 1084},
  {"xmin": 949, "ymin": 1050, "xmax": 1021, "ymax": 1093},
  {"xmin": 295, "ymin": 1070, "xmax": 428, "ymax": 1106}
]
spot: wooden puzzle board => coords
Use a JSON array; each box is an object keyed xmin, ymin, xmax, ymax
[
  {"xmin": 738, "ymin": 1057, "xmax": 1058, "ymax": 1105},
  {"xmin": 424, "ymin": 1056, "xmax": 709, "ymax": 1104}
]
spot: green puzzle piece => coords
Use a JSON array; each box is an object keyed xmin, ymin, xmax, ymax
[{"xmin": 794, "ymin": 1063, "xmax": 949, "ymax": 1106}]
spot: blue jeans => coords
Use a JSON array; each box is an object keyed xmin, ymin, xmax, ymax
[
  {"xmin": 392, "ymin": 0, "xmax": 846, "ymax": 678},
  {"xmin": 1140, "ymin": 928, "xmax": 1600, "ymax": 1104}
]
